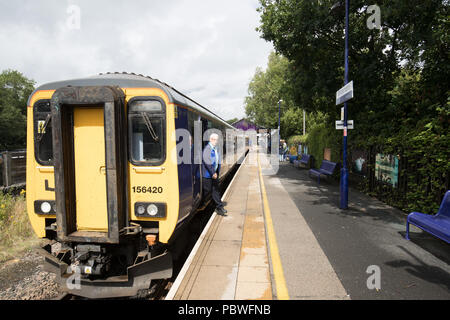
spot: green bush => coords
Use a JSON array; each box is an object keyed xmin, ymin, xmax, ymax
[
  {"xmin": 287, "ymin": 134, "xmax": 308, "ymax": 146},
  {"xmin": 388, "ymin": 120, "xmax": 449, "ymax": 214},
  {"xmin": 0, "ymin": 192, "xmax": 14, "ymax": 224},
  {"xmin": 306, "ymin": 122, "xmax": 341, "ymax": 167}
]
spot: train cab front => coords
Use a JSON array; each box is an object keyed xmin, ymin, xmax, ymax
[{"xmin": 32, "ymin": 85, "xmax": 172, "ymax": 298}]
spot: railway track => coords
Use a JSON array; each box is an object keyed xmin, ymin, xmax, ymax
[{"xmin": 150, "ymin": 279, "xmax": 172, "ymax": 300}]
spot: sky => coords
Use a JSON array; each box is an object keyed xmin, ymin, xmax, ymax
[{"xmin": 0, "ymin": 0, "xmax": 273, "ymax": 120}]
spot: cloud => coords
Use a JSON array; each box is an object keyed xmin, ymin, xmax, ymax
[{"xmin": 0, "ymin": 0, "xmax": 272, "ymax": 120}]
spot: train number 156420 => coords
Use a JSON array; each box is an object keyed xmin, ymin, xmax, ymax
[{"xmin": 132, "ymin": 186, "xmax": 163, "ymax": 193}]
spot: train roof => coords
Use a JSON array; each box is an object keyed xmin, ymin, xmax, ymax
[{"xmin": 30, "ymin": 72, "xmax": 234, "ymax": 129}]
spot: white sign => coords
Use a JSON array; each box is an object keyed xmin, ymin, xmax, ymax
[
  {"xmin": 336, "ymin": 120, "xmax": 354, "ymax": 130},
  {"xmin": 336, "ymin": 81, "xmax": 354, "ymax": 105}
]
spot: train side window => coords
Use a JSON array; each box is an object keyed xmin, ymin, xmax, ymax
[
  {"xmin": 222, "ymin": 127, "xmax": 226, "ymax": 156},
  {"xmin": 188, "ymin": 112, "xmax": 195, "ymax": 142},
  {"xmin": 128, "ymin": 98, "xmax": 166, "ymax": 166},
  {"xmin": 33, "ymin": 100, "xmax": 53, "ymax": 166}
]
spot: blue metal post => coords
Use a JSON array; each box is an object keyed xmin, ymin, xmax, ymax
[{"xmin": 340, "ymin": 0, "xmax": 349, "ymax": 209}]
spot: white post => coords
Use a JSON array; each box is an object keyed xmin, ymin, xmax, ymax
[{"xmin": 303, "ymin": 109, "xmax": 306, "ymax": 136}]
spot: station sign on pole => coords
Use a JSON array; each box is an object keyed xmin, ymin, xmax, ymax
[
  {"xmin": 336, "ymin": 80, "xmax": 354, "ymax": 105},
  {"xmin": 335, "ymin": 120, "xmax": 354, "ymax": 130}
]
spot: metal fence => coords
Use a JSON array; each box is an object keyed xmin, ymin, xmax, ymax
[
  {"xmin": 348, "ymin": 146, "xmax": 449, "ymax": 213},
  {"xmin": 0, "ymin": 150, "xmax": 26, "ymax": 190},
  {"xmin": 294, "ymin": 138, "xmax": 448, "ymax": 212}
]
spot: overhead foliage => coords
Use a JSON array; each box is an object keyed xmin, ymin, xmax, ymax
[
  {"xmin": 0, "ymin": 70, "xmax": 35, "ymax": 150},
  {"xmin": 256, "ymin": 0, "xmax": 449, "ymax": 138},
  {"xmin": 225, "ymin": 117, "xmax": 239, "ymax": 125},
  {"xmin": 245, "ymin": 52, "xmax": 305, "ymax": 138},
  {"xmin": 251, "ymin": 0, "xmax": 449, "ymax": 212}
]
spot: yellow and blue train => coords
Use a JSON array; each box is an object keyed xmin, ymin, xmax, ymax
[{"xmin": 26, "ymin": 72, "xmax": 245, "ymax": 298}]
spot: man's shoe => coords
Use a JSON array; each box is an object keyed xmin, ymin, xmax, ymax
[
  {"xmin": 221, "ymin": 201, "xmax": 227, "ymax": 207},
  {"xmin": 216, "ymin": 207, "xmax": 227, "ymax": 216}
]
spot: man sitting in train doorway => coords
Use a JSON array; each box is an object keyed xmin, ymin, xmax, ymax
[{"xmin": 202, "ymin": 133, "xmax": 227, "ymax": 216}]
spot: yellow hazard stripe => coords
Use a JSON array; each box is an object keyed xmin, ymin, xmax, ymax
[{"xmin": 257, "ymin": 154, "xmax": 290, "ymax": 300}]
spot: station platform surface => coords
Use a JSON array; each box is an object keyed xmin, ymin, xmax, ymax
[
  {"xmin": 269, "ymin": 159, "xmax": 450, "ymax": 300},
  {"xmin": 167, "ymin": 148, "xmax": 450, "ymax": 300},
  {"xmin": 168, "ymin": 149, "xmax": 273, "ymax": 300},
  {"xmin": 167, "ymin": 149, "xmax": 348, "ymax": 300}
]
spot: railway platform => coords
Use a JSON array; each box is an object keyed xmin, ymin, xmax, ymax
[
  {"xmin": 167, "ymin": 149, "xmax": 272, "ymax": 300},
  {"xmin": 166, "ymin": 148, "xmax": 348, "ymax": 300},
  {"xmin": 166, "ymin": 147, "xmax": 450, "ymax": 300}
]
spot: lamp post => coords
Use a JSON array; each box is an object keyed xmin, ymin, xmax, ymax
[{"xmin": 332, "ymin": 0, "xmax": 350, "ymax": 209}]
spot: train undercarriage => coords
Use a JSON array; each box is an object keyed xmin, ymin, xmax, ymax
[{"xmin": 39, "ymin": 229, "xmax": 172, "ymax": 299}]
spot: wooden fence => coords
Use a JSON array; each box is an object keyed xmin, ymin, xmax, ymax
[{"xmin": 0, "ymin": 150, "xmax": 26, "ymax": 190}]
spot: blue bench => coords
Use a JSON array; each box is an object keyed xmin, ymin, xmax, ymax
[
  {"xmin": 309, "ymin": 160, "xmax": 338, "ymax": 183},
  {"xmin": 406, "ymin": 190, "xmax": 450, "ymax": 243},
  {"xmin": 294, "ymin": 154, "xmax": 312, "ymax": 169}
]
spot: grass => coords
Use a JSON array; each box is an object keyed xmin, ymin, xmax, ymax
[{"xmin": 0, "ymin": 191, "xmax": 41, "ymax": 262}]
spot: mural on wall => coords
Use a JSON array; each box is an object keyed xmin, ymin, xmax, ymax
[
  {"xmin": 375, "ymin": 153, "xmax": 399, "ymax": 187},
  {"xmin": 351, "ymin": 149, "xmax": 368, "ymax": 176}
]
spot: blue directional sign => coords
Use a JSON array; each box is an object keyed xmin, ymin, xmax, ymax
[{"xmin": 336, "ymin": 81, "xmax": 354, "ymax": 105}]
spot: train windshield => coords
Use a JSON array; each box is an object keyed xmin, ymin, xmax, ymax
[
  {"xmin": 34, "ymin": 100, "xmax": 53, "ymax": 165},
  {"xmin": 128, "ymin": 99, "xmax": 165, "ymax": 165}
]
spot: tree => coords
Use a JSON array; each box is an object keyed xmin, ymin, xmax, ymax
[
  {"xmin": 226, "ymin": 118, "xmax": 239, "ymax": 125},
  {"xmin": 255, "ymin": 1, "xmax": 449, "ymax": 213},
  {"xmin": 256, "ymin": 0, "xmax": 449, "ymax": 140},
  {"xmin": 0, "ymin": 70, "xmax": 35, "ymax": 150},
  {"xmin": 245, "ymin": 52, "xmax": 304, "ymax": 138}
]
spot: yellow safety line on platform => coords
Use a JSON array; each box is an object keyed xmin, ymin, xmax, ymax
[{"xmin": 257, "ymin": 153, "xmax": 290, "ymax": 300}]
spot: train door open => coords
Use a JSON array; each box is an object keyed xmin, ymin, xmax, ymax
[
  {"xmin": 190, "ymin": 114, "xmax": 202, "ymax": 206},
  {"xmin": 50, "ymin": 86, "xmax": 128, "ymax": 244},
  {"xmin": 200, "ymin": 118, "xmax": 210, "ymax": 197}
]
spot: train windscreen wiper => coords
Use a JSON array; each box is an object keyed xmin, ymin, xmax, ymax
[
  {"xmin": 37, "ymin": 114, "xmax": 51, "ymax": 142},
  {"xmin": 140, "ymin": 112, "xmax": 159, "ymax": 142}
]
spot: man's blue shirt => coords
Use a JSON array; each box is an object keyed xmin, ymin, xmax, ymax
[{"xmin": 202, "ymin": 143, "xmax": 220, "ymax": 178}]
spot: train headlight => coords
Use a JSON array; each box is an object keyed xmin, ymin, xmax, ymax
[
  {"xmin": 134, "ymin": 202, "xmax": 166, "ymax": 218},
  {"xmin": 34, "ymin": 200, "xmax": 56, "ymax": 215},
  {"xmin": 40, "ymin": 201, "xmax": 52, "ymax": 214},
  {"xmin": 136, "ymin": 205, "xmax": 146, "ymax": 215},
  {"xmin": 146, "ymin": 204, "xmax": 158, "ymax": 216}
]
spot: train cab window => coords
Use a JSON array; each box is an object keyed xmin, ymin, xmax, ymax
[
  {"xmin": 128, "ymin": 99, "xmax": 166, "ymax": 166},
  {"xmin": 33, "ymin": 100, "xmax": 53, "ymax": 166}
]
